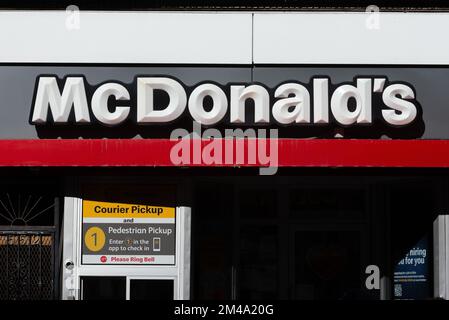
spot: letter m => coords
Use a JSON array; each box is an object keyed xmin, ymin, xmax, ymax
[{"xmin": 31, "ymin": 76, "xmax": 90, "ymax": 124}]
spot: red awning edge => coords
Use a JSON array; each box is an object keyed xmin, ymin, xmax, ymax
[{"xmin": 0, "ymin": 139, "xmax": 448, "ymax": 167}]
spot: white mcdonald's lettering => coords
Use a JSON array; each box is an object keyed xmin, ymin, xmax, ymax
[{"xmin": 30, "ymin": 76, "xmax": 418, "ymax": 127}]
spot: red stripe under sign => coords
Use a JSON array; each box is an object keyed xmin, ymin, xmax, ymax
[{"xmin": 0, "ymin": 139, "xmax": 448, "ymax": 167}]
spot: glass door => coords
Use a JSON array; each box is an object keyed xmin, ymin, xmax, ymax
[
  {"xmin": 80, "ymin": 276, "xmax": 126, "ymax": 300},
  {"xmin": 80, "ymin": 276, "xmax": 175, "ymax": 300},
  {"xmin": 127, "ymin": 277, "xmax": 175, "ymax": 300}
]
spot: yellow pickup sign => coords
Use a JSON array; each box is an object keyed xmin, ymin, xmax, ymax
[{"xmin": 83, "ymin": 200, "xmax": 175, "ymax": 219}]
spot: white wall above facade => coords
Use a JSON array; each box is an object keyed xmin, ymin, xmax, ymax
[
  {"xmin": 1, "ymin": 11, "xmax": 449, "ymax": 65},
  {"xmin": 253, "ymin": 12, "xmax": 449, "ymax": 65},
  {"xmin": 0, "ymin": 11, "xmax": 252, "ymax": 64}
]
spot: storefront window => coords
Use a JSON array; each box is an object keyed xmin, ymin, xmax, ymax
[
  {"xmin": 239, "ymin": 226, "xmax": 278, "ymax": 299},
  {"xmin": 291, "ymin": 229, "xmax": 369, "ymax": 300},
  {"xmin": 289, "ymin": 188, "xmax": 366, "ymax": 220},
  {"xmin": 193, "ymin": 175, "xmax": 440, "ymax": 300},
  {"xmin": 240, "ymin": 189, "xmax": 277, "ymax": 218},
  {"xmin": 194, "ymin": 183, "xmax": 233, "ymax": 299}
]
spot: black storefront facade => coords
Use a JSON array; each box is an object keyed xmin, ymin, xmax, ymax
[
  {"xmin": 1, "ymin": 10, "xmax": 449, "ymax": 301},
  {"xmin": 1, "ymin": 167, "xmax": 445, "ymax": 300}
]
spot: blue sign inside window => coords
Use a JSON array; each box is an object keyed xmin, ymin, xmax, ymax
[{"xmin": 394, "ymin": 236, "xmax": 431, "ymax": 300}]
